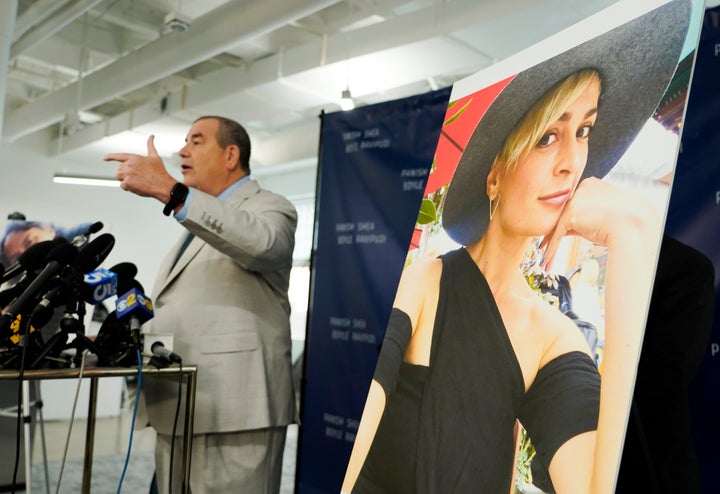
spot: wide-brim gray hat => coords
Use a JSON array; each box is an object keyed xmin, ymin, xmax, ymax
[{"xmin": 442, "ymin": 0, "xmax": 691, "ymax": 246}]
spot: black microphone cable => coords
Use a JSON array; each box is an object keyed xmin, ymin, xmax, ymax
[
  {"xmin": 9, "ymin": 242, "xmax": 80, "ymax": 491},
  {"xmin": 10, "ymin": 310, "xmax": 33, "ymax": 494},
  {"xmin": 169, "ymin": 360, "xmax": 183, "ymax": 494},
  {"xmin": 144, "ymin": 343, "xmax": 183, "ymax": 494}
]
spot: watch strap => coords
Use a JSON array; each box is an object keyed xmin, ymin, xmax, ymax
[{"xmin": 163, "ymin": 182, "xmax": 189, "ymax": 216}]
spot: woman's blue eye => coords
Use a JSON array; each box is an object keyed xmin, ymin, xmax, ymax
[
  {"xmin": 577, "ymin": 125, "xmax": 593, "ymax": 139},
  {"xmin": 537, "ymin": 132, "xmax": 558, "ymax": 147}
]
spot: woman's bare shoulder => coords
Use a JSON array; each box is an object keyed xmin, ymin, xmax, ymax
[
  {"xmin": 394, "ymin": 256, "xmax": 443, "ymax": 323},
  {"xmin": 529, "ymin": 297, "xmax": 593, "ymax": 364},
  {"xmin": 401, "ymin": 255, "xmax": 443, "ymax": 282}
]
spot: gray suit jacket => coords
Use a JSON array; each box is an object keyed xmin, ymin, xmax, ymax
[{"xmin": 142, "ymin": 179, "xmax": 297, "ymax": 435}]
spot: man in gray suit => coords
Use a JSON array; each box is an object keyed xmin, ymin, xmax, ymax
[{"xmin": 105, "ymin": 116, "xmax": 297, "ymax": 493}]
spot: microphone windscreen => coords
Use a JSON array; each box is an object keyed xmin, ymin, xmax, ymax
[
  {"xmin": 109, "ymin": 262, "xmax": 138, "ymax": 293},
  {"xmin": 129, "ymin": 279, "xmax": 145, "ymax": 293},
  {"xmin": 87, "ymin": 221, "xmax": 104, "ymax": 234},
  {"xmin": 93, "ymin": 310, "xmax": 138, "ymax": 367},
  {"xmin": 76, "ymin": 233, "xmax": 115, "ymax": 273},
  {"xmin": 17, "ymin": 240, "xmax": 56, "ymax": 270},
  {"xmin": 45, "ymin": 243, "xmax": 79, "ymax": 266}
]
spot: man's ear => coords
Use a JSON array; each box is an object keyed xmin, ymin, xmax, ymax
[{"xmin": 225, "ymin": 145, "xmax": 240, "ymax": 171}]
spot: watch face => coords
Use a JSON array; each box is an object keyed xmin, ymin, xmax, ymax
[{"xmin": 172, "ymin": 183, "xmax": 189, "ymax": 200}]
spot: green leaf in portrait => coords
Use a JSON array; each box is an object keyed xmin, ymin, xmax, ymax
[{"xmin": 417, "ymin": 198, "xmax": 437, "ymax": 225}]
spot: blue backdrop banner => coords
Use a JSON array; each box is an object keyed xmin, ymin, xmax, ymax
[
  {"xmin": 297, "ymin": 87, "xmax": 451, "ymax": 494},
  {"xmin": 663, "ymin": 5, "xmax": 720, "ymax": 492}
]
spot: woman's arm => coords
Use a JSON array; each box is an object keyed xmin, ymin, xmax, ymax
[
  {"xmin": 341, "ymin": 380, "xmax": 387, "ymax": 493},
  {"xmin": 341, "ymin": 258, "xmax": 439, "ymax": 493},
  {"xmin": 591, "ymin": 191, "xmax": 660, "ymax": 494},
  {"xmin": 542, "ymin": 177, "xmax": 661, "ymax": 493}
]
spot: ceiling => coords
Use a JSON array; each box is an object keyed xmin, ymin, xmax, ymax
[{"xmin": 2, "ymin": 0, "xmax": 629, "ymax": 184}]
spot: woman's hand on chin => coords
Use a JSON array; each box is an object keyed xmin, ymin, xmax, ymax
[{"xmin": 540, "ymin": 177, "xmax": 661, "ymax": 268}]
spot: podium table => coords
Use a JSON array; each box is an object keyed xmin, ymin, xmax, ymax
[{"xmin": 0, "ymin": 364, "xmax": 198, "ymax": 494}]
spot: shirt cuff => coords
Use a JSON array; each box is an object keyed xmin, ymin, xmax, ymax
[{"xmin": 173, "ymin": 188, "xmax": 193, "ymax": 221}]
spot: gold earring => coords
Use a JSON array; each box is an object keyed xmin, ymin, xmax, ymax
[{"xmin": 489, "ymin": 193, "xmax": 500, "ymax": 220}]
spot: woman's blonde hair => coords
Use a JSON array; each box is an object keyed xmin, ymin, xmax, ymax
[{"xmin": 492, "ymin": 68, "xmax": 601, "ymax": 174}]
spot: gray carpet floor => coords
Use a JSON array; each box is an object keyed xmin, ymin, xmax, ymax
[
  {"xmin": 14, "ymin": 424, "xmax": 298, "ymax": 494},
  {"xmin": 30, "ymin": 451, "xmax": 155, "ymax": 493},
  {"xmin": 3, "ymin": 376, "xmax": 299, "ymax": 494}
]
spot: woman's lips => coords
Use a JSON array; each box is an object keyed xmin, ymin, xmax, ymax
[{"xmin": 538, "ymin": 190, "xmax": 570, "ymax": 206}]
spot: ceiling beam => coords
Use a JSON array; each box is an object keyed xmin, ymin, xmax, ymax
[
  {"xmin": 51, "ymin": 0, "xmax": 537, "ymax": 154},
  {"xmin": 4, "ymin": 0, "xmax": 343, "ymax": 141},
  {"xmin": 13, "ymin": 0, "xmax": 70, "ymax": 42},
  {"xmin": 10, "ymin": 0, "xmax": 105, "ymax": 58}
]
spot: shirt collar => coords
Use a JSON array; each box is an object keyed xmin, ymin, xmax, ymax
[{"xmin": 218, "ymin": 175, "xmax": 251, "ymax": 199}]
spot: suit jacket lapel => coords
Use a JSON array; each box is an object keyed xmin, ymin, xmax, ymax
[{"xmin": 156, "ymin": 233, "xmax": 202, "ymax": 296}]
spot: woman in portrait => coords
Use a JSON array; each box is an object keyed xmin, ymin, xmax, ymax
[
  {"xmin": 0, "ymin": 219, "xmax": 94, "ymax": 267},
  {"xmin": 341, "ymin": 1, "xmax": 692, "ymax": 493}
]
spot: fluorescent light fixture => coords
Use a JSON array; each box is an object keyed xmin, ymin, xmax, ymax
[
  {"xmin": 340, "ymin": 88, "xmax": 355, "ymax": 111},
  {"xmin": 53, "ymin": 174, "xmax": 120, "ymax": 187},
  {"xmin": 339, "ymin": 14, "xmax": 385, "ymax": 33}
]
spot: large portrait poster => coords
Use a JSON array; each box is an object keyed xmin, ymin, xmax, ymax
[
  {"xmin": 298, "ymin": 89, "xmax": 451, "ymax": 493},
  {"xmin": 341, "ymin": 1, "xmax": 703, "ymax": 493}
]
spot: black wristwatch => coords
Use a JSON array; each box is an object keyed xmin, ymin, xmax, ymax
[{"xmin": 163, "ymin": 182, "xmax": 189, "ymax": 216}]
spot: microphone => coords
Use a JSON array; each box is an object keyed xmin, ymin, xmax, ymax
[
  {"xmin": 93, "ymin": 310, "xmax": 137, "ymax": 367},
  {"xmin": 0, "ymin": 239, "xmax": 57, "ymax": 283},
  {"xmin": 115, "ymin": 284, "xmax": 154, "ymax": 326},
  {"xmin": 109, "ymin": 262, "xmax": 138, "ymax": 292},
  {"xmin": 76, "ymin": 233, "xmax": 115, "ymax": 273},
  {"xmin": 116, "ymin": 281, "xmax": 154, "ymax": 348},
  {"xmin": 1, "ymin": 242, "xmax": 79, "ymax": 333},
  {"xmin": 83, "ymin": 268, "xmax": 118, "ymax": 304},
  {"xmin": 28, "ymin": 234, "xmax": 116, "ymax": 326},
  {"xmin": 71, "ymin": 221, "xmax": 104, "ymax": 248},
  {"xmin": 151, "ymin": 341, "xmax": 182, "ymax": 364},
  {"xmin": 0, "ymin": 282, "xmax": 25, "ymax": 309}
]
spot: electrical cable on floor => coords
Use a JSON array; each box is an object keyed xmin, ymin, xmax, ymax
[
  {"xmin": 54, "ymin": 348, "xmax": 89, "ymax": 494},
  {"xmin": 168, "ymin": 361, "xmax": 183, "ymax": 494},
  {"xmin": 117, "ymin": 348, "xmax": 143, "ymax": 494}
]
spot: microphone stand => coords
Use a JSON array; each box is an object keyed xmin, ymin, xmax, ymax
[
  {"xmin": 61, "ymin": 301, "xmax": 100, "ymax": 368},
  {"xmin": 30, "ymin": 299, "xmax": 98, "ymax": 370},
  {"xmin": 10, "ymin": 306, "xmax": 61, "ymax": 494},
  {"xmin": 21, "ymin": 376, "xmax": 32, "ymax": 493},
  {"xmin": 29, "ymin": 330, "xmax": 71, "ymax": 370},
  {"xmin": 14, "ymin": 308, "xmax": 37, "ymax": 493}
]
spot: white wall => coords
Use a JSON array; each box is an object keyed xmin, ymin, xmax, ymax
[{"xmin": 0, "ymin": 139, "xmax": 318, "ymax": 291}]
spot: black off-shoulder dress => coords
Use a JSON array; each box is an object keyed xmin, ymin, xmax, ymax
[{"xmin": 355, "ymin": 248, "xmax": 600, "ymax": 494}]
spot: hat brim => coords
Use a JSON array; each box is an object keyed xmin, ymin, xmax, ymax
[{"xmin": 442, "ymin": 0, "xmax": 691, "ymax": 246}]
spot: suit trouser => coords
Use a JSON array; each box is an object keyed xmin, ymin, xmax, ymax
[{"xmin": 155, "ymin": 426, "xmax": 288, "ymax": 494}]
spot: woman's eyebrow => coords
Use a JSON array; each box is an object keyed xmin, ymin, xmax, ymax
[{"xmin": 558, "ymin": 107, "xmax": 598, "ymax": 122}]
